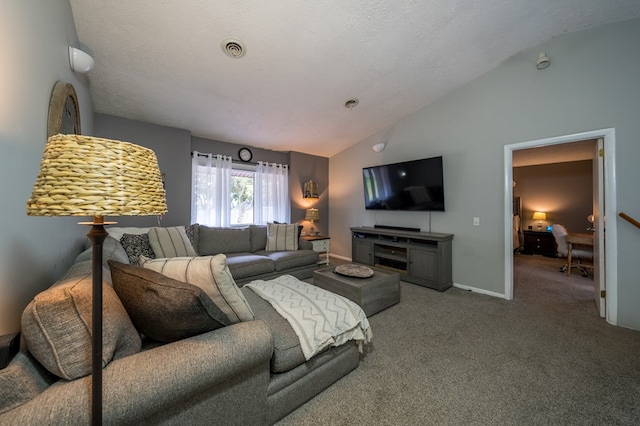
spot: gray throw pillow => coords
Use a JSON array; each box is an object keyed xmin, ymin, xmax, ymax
[
  {"xmin": 120, "ymin": 233, "xmax": 155, "ymax": 265},
  {"xmin": 109, "ymin": 261, "xmax": 231, "ymax": 342},
  {"xmin": 21, "ymin": 261, "xmax": 141, "ymax": 380},
  {"xmin": 138, "ymin": 254, "xmax": 255, "ymax": 323}
]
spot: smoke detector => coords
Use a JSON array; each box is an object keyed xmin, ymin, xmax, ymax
[
  {"xmin": 344, "ymin": 98, "xmax": 359, "ymax": 109},
  {"xmin": 222, "ymin": 38, "xmax": 246, "ymax": 58},
  {"xmin": 536, "ymin": 52, "xmax": 550, "ymax": 70}
]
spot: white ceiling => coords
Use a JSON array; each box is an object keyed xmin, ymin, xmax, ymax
[
  {"xmin": 513, "ymin": 139, "xmax": 596, "ymax": 167},
  {"xmin": 69, "ymin": 1, "xmax": 640, "ymax": 158}
]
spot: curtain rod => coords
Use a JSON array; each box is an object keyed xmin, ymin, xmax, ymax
[{"xmin": 191, "ymin": 152, "xmax": 288, "ymax": 168}]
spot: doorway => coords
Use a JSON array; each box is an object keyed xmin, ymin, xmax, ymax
[{"xmin": 503, "ymin": 128, "xmax": 618, "ymax": 326}]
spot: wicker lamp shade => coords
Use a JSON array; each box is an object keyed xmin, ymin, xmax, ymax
[
  {"xmin": 305, "ymin": 208, "xmax": 320, "ymax": 222},
  {"xmin": 27, "ymin": 134, "xmax": 167, "ymax": 217}
]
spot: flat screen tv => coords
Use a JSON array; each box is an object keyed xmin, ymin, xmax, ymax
[{"xmin": 362, "ymin": 156, "xmax": 445, "ymax": 211}]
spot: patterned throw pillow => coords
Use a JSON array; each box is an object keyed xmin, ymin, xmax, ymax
[
  {"xmin": 139, "ymin": 254, "xmax": 254, "ymax": 323},
  {"xmin": 120, "ymin": 233, "xmax": 156, "ymax": 265},
  {"xmin": 108, "ymin": 261, "xmax": 230, "ymax": 342},
  {"xmin": 148, "ymin": 226, "xmax": 198, "ymax": 258},
  {"xmin": 265, "ymin": 223, "xmax": 299, "ymax": 252}
]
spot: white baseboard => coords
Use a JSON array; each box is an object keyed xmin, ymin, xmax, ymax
[
  {"xmin": 453, "ymin": 283, "xmax": 506, "ymax": 299},
  {"xmin": 330, "ymin": 257, "xmax": 507, "ymax": 300}
]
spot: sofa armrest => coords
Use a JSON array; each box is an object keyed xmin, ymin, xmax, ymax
[
  {"xmin": 298, "ymin": 238, "xmax": 313, "ymax": 250},
  {"xmin": 0, "ymin": 321, "xmax": 273, "ymax": 425}
]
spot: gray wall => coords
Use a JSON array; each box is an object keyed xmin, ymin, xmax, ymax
[
  {"xmin": 290, "ymin": 152, "xmax": 329, "ymax": 236},
  {"xmin": 96, "ymin": 116, "xmax": 330, "ymax": 231},
  {"xmin": 93, "ymin": 114, "xmax": 192, "ymax": 227},
  {"xmin": 0, "ymin": 0, "xmax": 93, "ymax": 334},
  {"xmin": 329, "ymin": 19, "xmax": 640, "ymax": 330},
  {"xmin": 514, "ymin": 161, "xmax": 593, "ymax": 233}
]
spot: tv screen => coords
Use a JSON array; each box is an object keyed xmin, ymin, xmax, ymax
[{"xmin": 362, "ymin": 156, "xmax": 445, "ymax": 211}]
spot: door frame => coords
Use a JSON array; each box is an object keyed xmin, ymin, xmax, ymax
[{"xmin": 503, "ymin": 128, "xmax": 618, "ymax": 325}]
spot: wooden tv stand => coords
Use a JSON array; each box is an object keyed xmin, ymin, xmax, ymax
[{"xmin": 350, "ymin": 227, "xmax": 454, "ymax": 291}]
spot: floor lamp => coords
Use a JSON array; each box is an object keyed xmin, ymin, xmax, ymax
[{"xmin": 27, "ymin": 134, "xmax": 167, "ymax": 425}]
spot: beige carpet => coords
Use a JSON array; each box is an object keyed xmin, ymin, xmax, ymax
[{"xmin": 277, "ymin": 255, "xmax": 640, "ymax": 425}]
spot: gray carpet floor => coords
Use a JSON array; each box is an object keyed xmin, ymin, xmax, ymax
[{"xmin": 277, "ymin": 254, "xmax": 640, "ymax": 425}]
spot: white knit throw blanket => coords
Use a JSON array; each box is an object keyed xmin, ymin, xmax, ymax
[{"xmin": 246, "ymin": 275, "xmax": 372, "ymax": 360}]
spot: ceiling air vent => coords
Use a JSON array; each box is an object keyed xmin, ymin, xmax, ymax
[
  {"xmin": 222, "ymin": 38, "xmax": 246, "ymax": 58},
  {"xmin": 344, "ymin": 98, "xmax": 359, "ymax": 109}
]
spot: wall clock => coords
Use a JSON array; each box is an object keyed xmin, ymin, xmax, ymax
[
  {"xmin": 239, "ymin": 147, "xmax": 253, "ymax": 162},
  {"xmin": 47, "ymin": 81, "xmax": 81, "ymax": 137}
]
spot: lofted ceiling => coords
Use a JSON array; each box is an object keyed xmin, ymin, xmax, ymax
[{"xmin": 69, "ymin": 1, "xmax": 640, "ymax": 158}]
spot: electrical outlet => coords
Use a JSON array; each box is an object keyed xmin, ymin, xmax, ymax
[{"xmin": 473, "ymin": 217, "xmax": 480, "ymax": 226}]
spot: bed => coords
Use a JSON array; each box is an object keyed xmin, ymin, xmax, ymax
[{"xmin": 513, "ymin": 196, "xmax": 523, "ymax": 251}]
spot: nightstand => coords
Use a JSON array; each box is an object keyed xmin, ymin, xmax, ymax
[
  {"xmin": 522, "ymin": 230, "xmax": 556, "ymax": 257},
  {"xmin": 302, "ymin": 235, "xmax": 330, "ymax": 265}
]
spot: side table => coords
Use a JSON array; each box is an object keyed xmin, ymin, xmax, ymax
[
  {"xmin": 302, "ymin": 235, "xmax": 330, "ymax": 265},
  {"xmin": 522, "ymin": 230, "xmax": 556, "ymax": 257}
]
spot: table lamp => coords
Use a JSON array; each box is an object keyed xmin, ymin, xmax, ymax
[
  {"xmin": 532, "ymin": 211, "xmax": 547, "ymax": 230},
  {"xmin": 305, "ymin": 208, "xmax": 320, "ymax": 235},
  {"xmin": 27, "ymin": 134, "xmax": 167, "ymax": 425}
]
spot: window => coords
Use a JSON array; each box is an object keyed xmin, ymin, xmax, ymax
[
  {"xmin": 230, "ymin": 167, "xmax": 254, "ymax": 225},
  {"xmin": 191, "ymin": 152, "xmax": 290, "ymax": 227}
]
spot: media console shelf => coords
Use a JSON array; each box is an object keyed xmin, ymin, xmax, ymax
[{"xmin": 350, "ymin": 227, "xmax": 454, "ymax": 291}]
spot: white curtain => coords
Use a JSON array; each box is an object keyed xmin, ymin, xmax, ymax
[
  {"xmin": 254, "ymin": 161, "xmax": 290, "ymax": 224},
  {"xmin": 191, "ymin": 151, "xmax": 232, "ymax": 227}
]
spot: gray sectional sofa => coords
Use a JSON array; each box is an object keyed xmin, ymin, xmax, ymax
[
  {"xmin": 0, "ymin": 224, "xmax": 363, "ymax": 425},
  {"xmin": 93, "ymin": 223, "xmax": 321, "ymax": 284}
]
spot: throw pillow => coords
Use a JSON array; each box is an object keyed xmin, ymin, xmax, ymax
[
  {"xmin": 108, "ymin": 261, "xmax": 231, "ymax": 342},
  {"xmin": 120, "ymin": 233, "xmax": 155, "ymax": 265},
  {"xmin": 266, "ymin": 223, "xmax": 299, "ymax": 251},
  {"xmin": 21, "ymin": 261, "xmax": 141, "ymax": 380},
  {"xmin": 139, "ymin": 254, "xmax": 254, "ymax": 323},
  {"xmin": 148, "ymin": 226, "xmax": 198, "ymax": 258},
  {"xmin": 184, "ymin": 223, "xmax": 200, "ymax": 252}
]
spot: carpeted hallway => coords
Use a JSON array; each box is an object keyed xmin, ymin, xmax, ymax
[{"xmin": 277, "ymin": 255, "xmax": 640, "ymax": 425}]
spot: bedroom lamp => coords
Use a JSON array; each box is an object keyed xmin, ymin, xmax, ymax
[
  {"xmin": 26, "ymin": 134, "xmax": 167, "ymax": 425},
  {"xmin": 305, "ymin": 208, "xmax": 320, "ymax": 235},
  {"xmin": 532, "ymin": 211, "xmax": 547, "ymax": 230}
]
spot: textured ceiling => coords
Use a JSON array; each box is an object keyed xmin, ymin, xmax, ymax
[{"xmin": 69, "ymin": 1, "xmax": 640, "ymax": 157}]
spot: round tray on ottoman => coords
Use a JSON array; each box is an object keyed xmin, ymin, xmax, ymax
[{"xmin": 334, "ymin": 264, "xmax": 374, "ymax": 278}]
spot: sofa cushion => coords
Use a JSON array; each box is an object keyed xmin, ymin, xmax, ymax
[
  {"xmin": 75, "ymin": 235, "xmax": 130, "ymax": 265},
  {"xmin": 21, "ymin": 261, "xmax": 141, "ymax": 380},
  {"xmin": 108, "ymin": 261, "xmax": 230, "ymax": 342},
  {"xmin": 241, "ymin": 287, "xmax": 306, "ymax": 373},
  {"xmin": 249, "ymin": 225, "xmax": 268, "ymax": 252},
  {"xmin": 198, "ymin": 226, "xmax": 251, "ymax": 255},
  {"xmin": 139, "ymin": 254, "xmax": 255, "ymax": 323},
  {"xmin": 225, "ymin": 253, "xmax": 275, "ymax": 280},
  {"xmin": 120, "ymin": 233, "xmax": 155, "ymax": 265},
  {"xmin": 266, "ymin": 223, "xmax": 299, "ymax": 251},
  {"xmin": 260, "ymin": 250, "xmax": 320, "ymax": 272},
  {"xmin": 148, "ymin": 226, "xmax": 197, "ymax": 258},
  {"xmin": 0, "ymin": 351, "xmax": 56, "ymax": 415}
]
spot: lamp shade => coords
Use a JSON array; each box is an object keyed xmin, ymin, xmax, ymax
[
  {"xmin": 305, "ymin": 208, "xmax": 320, "ymax": 222},
  {"xmin": 27, "ymin": 134, "xmax": 167, "ymax": 217},
  {"xmin": 532, "ymin": 211, "xmax": 547, "ymax": 221}
]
